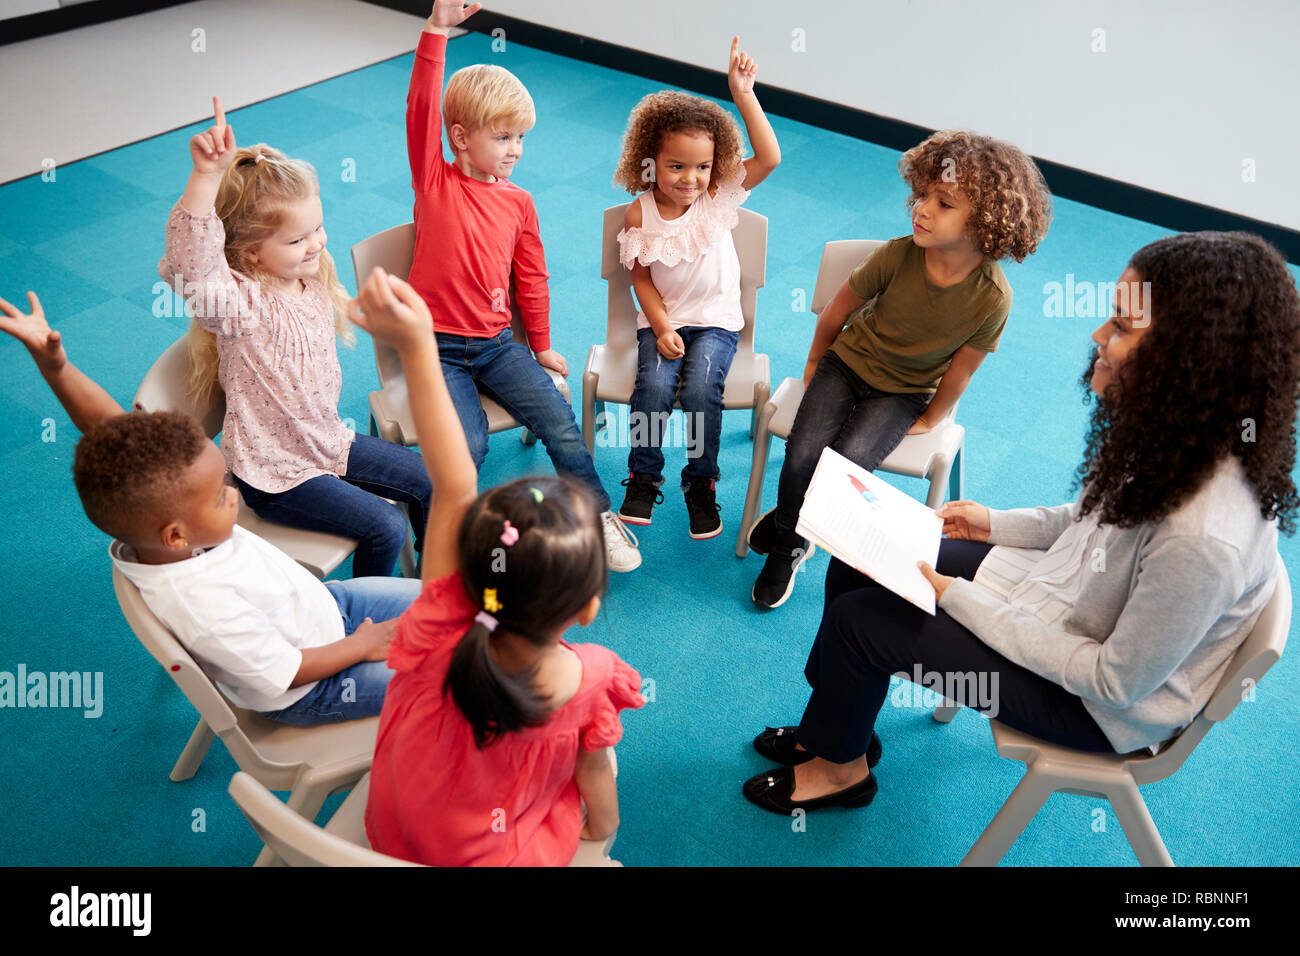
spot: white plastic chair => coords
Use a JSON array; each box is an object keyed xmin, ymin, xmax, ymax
[
  {"xmin": 735, "ymin": 239, "xmax": 964, "ymax": 556},
  {"xmin": 581, "ymin": 203, "xmax": 771, "ymax": 455},
  {"xmin": 350, "ymin": 222, "xmax": 572, "ymax": 448},
  {"xmin": 230, "ymin": 765, "xmax": 622, "ymax": 866},
  {"xmin": 132, "ymin": 337, "xmax": 381, "ymax": 579},
  {"xmin": 113, "ymin": 566, "xmax": 379, "ymax": 866},
  {"xmin": 937, "ymin": 555, "xmax": 1291, "ymax": 866}
]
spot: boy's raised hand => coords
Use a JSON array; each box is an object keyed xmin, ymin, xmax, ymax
[
  {"xmin": 190, "ymin": 96, "xmax": 237, "ymax": 175},
  {"xmin": 0, "ymin": 292, "xmax": 67, "ymax": 375},
  {"xmin": 426, "ymin": 0, "xmax": 483, "ymax": 33},
  {"xmin": 350, "ymin": 267, "xmax": 436, "ymax": 355},
  {"xmin": 728, "ymin": 36, "xmax": 757, "ymax": 95}
]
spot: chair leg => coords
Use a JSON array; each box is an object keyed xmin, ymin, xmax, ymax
[
  {"xmin": 932, "ymin": 699, "xmax": 961, "ymax": 723},
  {"xmin": 926, "ymin": 454, "xmax": 954, "ymax": 510},
  {"xmin": 1108, "ymin": 780, "xmax": 1174, "ymax": 866},
  {"xmin": 750, "ymin": 380, "xmax": 770, "ymax": 440},
  {"xmin": 581, "ymin": 373, "xmax": 599, "ymax": 455},
  {"xmin": 960, "ymin": 766, "xmax": 1059, "ymax": 866},
  {"xmin": 736, "ymin": 405, "xmax": 775, "ymax": 557},
  {"xmin": 169, "ymin": 718, "xmax": 216, "ymax": 782},
  {"xmin": 949, "ymin": 442, "xmax": 965, "ymax": 503}
]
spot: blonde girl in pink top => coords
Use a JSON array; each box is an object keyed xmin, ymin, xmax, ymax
[{"xmin": 161, "ymin": 98, "xmax": 431, "ymax": 577}]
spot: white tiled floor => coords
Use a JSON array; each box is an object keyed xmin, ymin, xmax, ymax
[{"xmin": 0, "ymin": 0, "xmax": 443, "ymax": 183}]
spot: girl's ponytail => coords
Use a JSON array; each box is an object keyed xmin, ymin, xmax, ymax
[
  {"xmin": 445, "ymin": 617, "xmax": 548, "ymax": 749},
  {"xmin": 444, "ymin": 476, "xmax": 608, "ymax": 749}
]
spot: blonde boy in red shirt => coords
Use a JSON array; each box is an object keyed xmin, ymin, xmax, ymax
[{"xmin": 407, "ymin": 1, "xmax": 641, "ymax": 571}]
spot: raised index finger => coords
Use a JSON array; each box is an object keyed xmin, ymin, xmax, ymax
[
  {"xmin": 213, "ymin": 96, "xmax": 226, "ymax": 128},
  {"xmin": 730, "ymin": 35, "xmax": 739, "ymax": 63}
]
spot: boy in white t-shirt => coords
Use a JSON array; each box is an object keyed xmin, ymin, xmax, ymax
[{"xmin": 0, "ymin": 291, "xmax": 418, "ymax": 723}]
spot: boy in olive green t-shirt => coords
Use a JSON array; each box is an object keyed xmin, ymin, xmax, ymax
[{"xmin": 749, "ymin": 130, "xmax": 1052, "ymax": 609}]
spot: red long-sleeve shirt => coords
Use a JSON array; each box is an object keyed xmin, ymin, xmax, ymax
[{"xmin": 406, "ymin": 31, "xmax": 551, "ymax": 351}]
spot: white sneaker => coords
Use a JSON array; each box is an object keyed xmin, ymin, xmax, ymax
[{"xmin": 601, "ymin": 511, "xmax": 642, "ymax": 572}]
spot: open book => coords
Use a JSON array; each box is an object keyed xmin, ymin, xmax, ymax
[{"xmin": 795, "ymin": 447, "xmax": 943, "ymax": 614}]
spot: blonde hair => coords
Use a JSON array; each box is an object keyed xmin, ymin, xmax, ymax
[
  {"xmin": 442, "ymin": 63, "xmax": 535, "ymax": 142},
  {"xmin": 186, "ymin": 144, "xmax": 354, "ymax": 404}
]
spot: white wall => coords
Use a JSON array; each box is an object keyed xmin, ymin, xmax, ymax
[{"xmin": 484, "ymin": 0, "xmax": 1299, "ymax": 230}]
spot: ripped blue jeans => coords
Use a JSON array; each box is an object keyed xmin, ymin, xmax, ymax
[{"xmin": 627, "ymin": 326, "xmax": 739, "ymax": 486}]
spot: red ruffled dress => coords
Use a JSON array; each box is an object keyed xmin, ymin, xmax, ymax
[{"xmin": 365, "ymin": 571, "xmax": 644, "ymax": 866}]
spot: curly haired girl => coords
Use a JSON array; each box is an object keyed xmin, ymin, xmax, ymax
[
  {"xmin": 748, "ymin": 129, "xmax": 1052, "ymax": 609},
  {"xmin": 611, "ymin": 37, "xmax": 780, "ymax": 543}
]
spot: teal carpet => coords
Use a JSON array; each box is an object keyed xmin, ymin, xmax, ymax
[{"xmin": 1, "ymin": 32, "xmax": 1297, "ymax": 867}]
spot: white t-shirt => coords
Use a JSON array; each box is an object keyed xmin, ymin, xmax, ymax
[
  {"xmin": 110, "ymin": 525, "xmax": 345, "ymax": 712},
  {"xmin": 616, "ymin": 170, "xmax": 748, "ymax": 333}
]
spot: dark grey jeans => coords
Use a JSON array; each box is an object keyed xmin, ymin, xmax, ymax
[{"xmin": 774, "ymin": 350, "xmax": 930, "ymax": 533}]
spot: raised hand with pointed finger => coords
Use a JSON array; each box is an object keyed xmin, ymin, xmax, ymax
[
  {"xmin": 728, "ymin": 35, "xmax": 758, "ymax": 96},
  {"xmin": 190, "ymin": 95, "xmax": 237, "ymax": 176},
  {"xmin": 425, "ymin": 0, "xmax": 483, "ymax": 34}
]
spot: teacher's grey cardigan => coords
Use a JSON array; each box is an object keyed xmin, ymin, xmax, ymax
[{"xmin": 940, "ymin": 457, "xmax": 1277, "ymax": 754}]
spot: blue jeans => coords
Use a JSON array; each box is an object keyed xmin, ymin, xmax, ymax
[
  {"xmin": 236, "ymin": 433, "xmax": 431, "ymax": 578},
  {"xmin": 436, "ymin": 327, "xmax": 610, "ymax": 511},
  {"xmin": 628, "ymin": 326, "xmax": 739, "ymax": 486},
  {"xmin": 261, "ymin": 576, "xmax": 422, "ymax": 725},
  {"xmin": 774, "ymin": 351, "xmax": 930, "ymax": 533}
]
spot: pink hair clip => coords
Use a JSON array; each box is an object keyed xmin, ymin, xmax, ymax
[
  {"xmin": 475, "ymin": 610, "xmax": 498, "ymax": 632},
  {"xmin": 500, "ymin": 519, "xmax": 519, "ymax": 546},
  {"xmin": 254, "ymin": 154, "xmax": 265, "ymax": 165}
]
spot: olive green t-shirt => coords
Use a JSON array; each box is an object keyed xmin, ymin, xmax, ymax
[{"xmin": 829, "ymin": 236, "xmax": 1012, "ymax": 394}]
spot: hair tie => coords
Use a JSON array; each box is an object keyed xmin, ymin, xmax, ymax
[
  {"xmin": 475, "ymin": 610, "xmax": 498, "ymax": 632},
  {"xmin": 529, "ymin": 487, "xmax": 544, "ymax": 503},
  {"xmin": 499, "ymin": 519, "xmax": 519, "ymax": 546},
  {"xmin": 482, "ymin": 588, "xmax": 502, "ymax": 613},
  {"xmin": 254, "ymin": 154, "xmax": 265, "ymax": 165}
]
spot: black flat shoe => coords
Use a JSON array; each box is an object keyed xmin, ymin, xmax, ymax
[
  {"xmin": 742, "ymin": 764, "xmax": 877, "ymax": 815},
  {"xmin": 753, "ymin": 727, "xmax": 882, "ymax": 768}
]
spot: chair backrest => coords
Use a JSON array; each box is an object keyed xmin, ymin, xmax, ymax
[
  {"xmin": 600, "ymin": 202, "xmax": 768, "ymax": 354},
  {"xmin": 228, "ymin": 771, "xmax": 421, "ymax": 867},
  {"xmin": 132, "ymin": 334, "xmax": 226, "ymax": 439},
  {"xmin": 1135, "ymin": 554, "xmax": 1291, "ymax": 780},
  {"xmin": 811, "ymin": 239, "xmax": 885, "ymax": 315},
  {"xmin": 351, "ymin": 221, "xmax": 534, "ymax": 390},
  {"xmin": 111, "ymin": 565, "xmax": 253, "ymax": 756}
]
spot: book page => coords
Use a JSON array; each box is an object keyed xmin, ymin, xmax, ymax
[{"xmin": 796, "ymin": 447, "xmax": 943, "ymax": 613}]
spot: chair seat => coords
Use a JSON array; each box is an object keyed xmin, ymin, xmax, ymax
[
  {"xmin": 585, "ymin": 342, "xmax": 770, "ymax": 409},
  {"xmin": 766, "ymin": 376, "xmax": 963, "ymax": 479},
  {"xmin": 990, "ymin": 720, "xmax": 1153, "ymax": 775},
  {"xmin": 370, "ymin": 370, "xmax": 572, "ymax": 446},
  {"xmin": 228, "ymin": 707, "xmax": 379, "ymax": 781},
  {"xmin": 235, "ymin": 496, "xmax": 356, "ymax": 580}
]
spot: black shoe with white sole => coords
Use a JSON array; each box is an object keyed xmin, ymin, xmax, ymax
[
  {"xmin": 751, "ymin": 533, "xmax": 814, "ymax": 609},
  {"xmin": 684, "ymin": 478, "xmax": 722, "ymax": 539},
  {"xmin": 746, "ymin": 507, "xmax": 777, "ymax": 556}
]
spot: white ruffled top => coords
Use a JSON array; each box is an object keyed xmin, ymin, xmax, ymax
[{"xmin": 616, "ymin": 170, "xmax": 748, "ymax": 333}]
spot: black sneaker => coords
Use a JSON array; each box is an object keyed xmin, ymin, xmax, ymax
[
  {"xmin": 752, "ymin": 533, "xmax": 815, "ymax": 608},
  {"xmin": 618, "ymin": 472, "xmax": 662, "ymax": 526},
  {"xmin": 684, "ymin": 478, "xmax": 722, "ymax": 539},
  {"xmin": 746, "ymin": 507, "xmax": 777, "ymax": 556}
]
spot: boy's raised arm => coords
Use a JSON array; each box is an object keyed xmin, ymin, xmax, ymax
[
  {"xmin": 408, "ymin": 1, "xmax": 482, "ymax": 190},
  {"xmin": 0, "ymin": 292, "xmax": 125, "ymax": 433}
]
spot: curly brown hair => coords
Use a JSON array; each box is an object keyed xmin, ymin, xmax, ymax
[
  {"xmin": 899, "ymin": 130, "xmax": 1052, "ymax": 262},
  {"xmin": 1075, "ymin": 231, "xmax": 1300, "ymax": 533},
  {"xmin": 72, "ymin": 411, "xmax": 209, "ymax": 541},
  {"xmin": 613, "ymin": 90, "xmax": 745, "ymax": 194}
]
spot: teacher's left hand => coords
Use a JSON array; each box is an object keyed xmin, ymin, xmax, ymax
[{"xmin": 918, "ymin": 561, "xmax": 954, "ymax": 602}]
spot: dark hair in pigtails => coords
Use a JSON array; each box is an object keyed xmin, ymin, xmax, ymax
[{"xmin": 444, "ymin": 475, "xmax": 607, "ymax": 748}]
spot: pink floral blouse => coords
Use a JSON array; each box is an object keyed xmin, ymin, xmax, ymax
[{"xmin": 159, "ymin": 201, "xmax": 352, "ymax": 493}]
